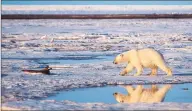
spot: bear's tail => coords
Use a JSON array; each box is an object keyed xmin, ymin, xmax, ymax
[{"xmin": 167, "ymin": 67, "xmax": 172, "ymax": 76}]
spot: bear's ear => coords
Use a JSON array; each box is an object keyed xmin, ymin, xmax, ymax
[{"xmin": 120, "ymin": 54, "xmax": 124, "ymax": 57}]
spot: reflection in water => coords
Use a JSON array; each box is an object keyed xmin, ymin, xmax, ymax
[{"xmin": 113, "ymin": 84, "xmax": 171, "ymax": 103}]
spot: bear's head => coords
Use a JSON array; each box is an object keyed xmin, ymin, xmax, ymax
[
  {"xmin": 113, "ymin": 92, "xmax": 130, "ymax": 103},
  {"xmin": 113, "ymin": 52, "xmax": 129, "ymax": 64}
]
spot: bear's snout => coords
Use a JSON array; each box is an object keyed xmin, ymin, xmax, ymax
[
  {"xmin": 113, "ymin": 61, "xmax": 117, "ymax": 64},
  {"xmin": 113, "ymin": 92, "xmax": 118, "ymax": 95}
]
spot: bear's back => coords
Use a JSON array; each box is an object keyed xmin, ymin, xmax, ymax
[{"xmin": 138, "ymin": 48, "xmax": 164, "ymax": 62}]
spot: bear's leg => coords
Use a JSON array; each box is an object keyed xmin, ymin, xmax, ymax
[
  {"xmin": 130, "ymin": 85, "xmax": 143, "ymax": 102},
  {"xmin": 124, "ymin": 85, "xmax": 135, "ymax": 94},
  {"xmin": 135, "ymin": 85, "xmax": 143, "ymax": 94},
  {"xmin": 154, "ymin": 84, "xmax": 172, "ymax": 102},
  {"xmin": 166, "ymin": 67, "xmax": 172, "ymax": 76},
  {"xmin": 156, "ymin": 62, "xmax": 172, "ymax": 76},
  {"xmin": 149, "ymin": 67, "xmax": 158, "ymax": 76},
  {"xmin": 120, "ymin": 64, "xmax": 134, "ymax": 76},
  {"xmin": 151, "ymin": 84, "xmax": 158, "ymax": 91},
  {"xmin": 133, "ymin": 65, "xmax": 143, "ymax": 76}
]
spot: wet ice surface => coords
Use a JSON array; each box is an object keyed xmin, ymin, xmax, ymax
[
  {"xmin": 44, "ymin": 84, "xmax": 192, "ymax": 103},
  {"xmin": 2, "ymin": 19, "xmax": 192, "ymax": 110}
]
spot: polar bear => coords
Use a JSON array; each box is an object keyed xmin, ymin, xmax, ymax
[
  {"xmin": 113, "ymin": 84, "xmax": 171, "ymax": 103},
  {"xmin": 113, "ymin": 48, "xmax": 172, "ymax": 76}
]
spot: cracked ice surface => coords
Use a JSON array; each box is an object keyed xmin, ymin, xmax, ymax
[{"xmin": 2, "ymin": 19, "xmax": 192, "ymax": 110}]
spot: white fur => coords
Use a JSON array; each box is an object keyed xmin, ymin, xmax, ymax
[
  {"xmin": 113, "ymin": 48, "xmax": 172, "ymax": 76},
  {"xmin": 113, "ymin": 85, "xmax": 171, "ymax": 103}
]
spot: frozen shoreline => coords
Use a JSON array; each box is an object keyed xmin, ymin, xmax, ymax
[{"xmin": 2, "ymin": 100, "xmax": 192, "ymax": 110}]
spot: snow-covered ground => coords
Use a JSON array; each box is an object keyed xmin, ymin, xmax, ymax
[
  {"xmin": 2, "ymin": 19, "xmax": 192, "ymax": 110},
  {"xmin": 2, "ymin": 5, "xmax": 192, "ymax": 14},
  {"xmin": 2, "ymin": 100, "xmax": 192, "ymax": 110}
]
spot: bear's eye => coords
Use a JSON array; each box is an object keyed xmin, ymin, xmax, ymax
[
  {"xmin": 121, "ymin": 100, "xmax": 124, "ymax": 103},
  {"xmin": 120, "ymin": 54, "xmax": 124, "ymax": 57}
]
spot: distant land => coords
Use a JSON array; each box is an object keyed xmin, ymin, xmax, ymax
[
  {"xmin": 2, "ymin": 14, "xmax": 192, "ymax": 19},
  {"xmin": 2, "ymin": 5, "xmax": 192, "ymax": 19}
]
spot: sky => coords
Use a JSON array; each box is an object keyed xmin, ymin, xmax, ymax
[{"xmin": 2, "ymin": 1, "xmax": 192, "ymax": 5}]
